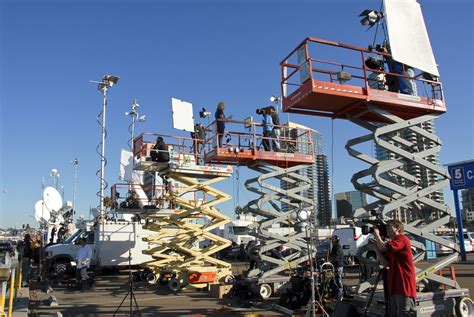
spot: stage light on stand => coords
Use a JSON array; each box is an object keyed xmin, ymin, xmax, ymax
[{"xmin": 359, "ymin": 9, "xmax": 383, "ymax": 28}]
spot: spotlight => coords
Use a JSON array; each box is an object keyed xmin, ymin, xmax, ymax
[
  {"xmin": 138, "ymin": 115, "xmax": 146, "ymax": 122},
  {"xmin": 102, "ymin": 75, "xmax": 120, "ymax": 87},
  {"xmin": 359, "ymin": 9, "xmax": 383, "ymax": 28},
  {"xmin": 199, "ymin": 108, "xmax": 211, "ymax": 118},
  {"xmin": 270, "ymin": 95, "xmax": 280, "ymax": 103}
]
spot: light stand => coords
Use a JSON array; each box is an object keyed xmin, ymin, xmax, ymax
[
  {"xmin": 304, "ymin": 221, "xmax": 317, "ymax": 317},
  {"xmin": 90, "ymin": 75, "xmax": 119, "ymax": 217},
  {"xmin": 113, "ymin": 249, "xmax": 139, "ymax": 317},
  {"xmin": 125, "ymin": 99, "xmax": 146, "ymax": 152},
  {"xmin": 71, "ymin": 157, "xmax": 79, "ymax": 222}
]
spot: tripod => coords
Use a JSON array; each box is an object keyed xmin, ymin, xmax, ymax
[
  {"xmin": 364, "ymin": 267, "xmax": 388, "ymax": 317},
  {"xmin": 113, "ymin": 250, "xmax": 139, "ymax": 316}
]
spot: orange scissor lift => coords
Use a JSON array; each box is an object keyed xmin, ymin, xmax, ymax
[
  {"xmin": 204, "ymin": 119, "xmax": 317, "ymax": 299},
  {"xmin": 280, "ymin": 37, "xmax": 471, "ymax": 315}
]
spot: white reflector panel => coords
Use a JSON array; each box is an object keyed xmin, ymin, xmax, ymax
[
  {"xmin": 384, "ymin": 0, "xmax": 439, "ymax": 76},
  {"xmin": 171, "ymin": 98, "xmax": 195, "ymax": 132}
]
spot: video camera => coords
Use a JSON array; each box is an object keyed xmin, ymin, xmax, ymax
[
  {"xmin": 361, "ymin": 219, "xmax": 387, "ymax": 238},
  {"xmin": 255, "ymin": 106, "xmax": 272, "ymax": 115}
]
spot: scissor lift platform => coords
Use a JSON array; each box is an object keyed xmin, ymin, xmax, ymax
[{"xmin": 281, "ymin": 37, "xmax": 445, "ymax": 123}]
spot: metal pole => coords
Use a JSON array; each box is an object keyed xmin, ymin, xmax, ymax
[
  {"xmin": 130, "ymin": 114, "xmax": 136, "ymax": 152},
  {"xmin": 0, "ymin": 281, "xmax": 6, "ymax": 317},
  {"xmin": 7, "ymin": 269, "xmax": 15, "ymax": 317},
  {"xmin": 99, "ymin": 86, "xmax": 108, "ymax": 216},
  {"xmin": 72, "ymin": 158, "xmax": 78, "ymax": 222},
  {"xmin": 452, "ymin": 189, "xmax": 467, "ymax": 261}
]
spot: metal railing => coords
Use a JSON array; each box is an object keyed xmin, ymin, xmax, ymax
[{"xmin": 281, "ymin": 37, "xmax": 444, "ymax": 102}]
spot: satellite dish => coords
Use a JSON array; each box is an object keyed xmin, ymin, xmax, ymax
[
  {"xmin": 34, "ymin": 200, "xmax": 51, "ymax": 223},
  {"xmin": 43, "ymin": 187, "xmax": 63, "ymax": 212}
]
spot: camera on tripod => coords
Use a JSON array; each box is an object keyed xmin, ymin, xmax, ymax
[{"xmin": 361, "ymin": 219, "xmax": 387, "ymax": 238}]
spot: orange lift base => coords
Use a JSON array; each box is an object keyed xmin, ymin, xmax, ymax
[
  {"xmin": 204, "ymin": 147, "xmax": 314, "ymax": 168},
  {"xmin": 283, "ymin": 79, "xmax": 446, "ymax": 122}
]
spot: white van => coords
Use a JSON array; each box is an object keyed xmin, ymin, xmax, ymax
[
  {"xmin": 44, "ymin": 220, "xmax": 155, "ymax": 276},
  {"xmin": 332, "ymin": 226, "xmax": 369, "ymax": 260},
  {"xmin": 438, "ymin": 232, "xmax": 474, "ymax": 254}
]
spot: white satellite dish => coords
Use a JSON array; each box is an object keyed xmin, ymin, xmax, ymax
[
  {"xmin": 34, "ymin": 200, "xmax": 51, "ymax": 223},
  {"xmin": 43, "ymin": 186, "xmax": 63, "ymax": 212},
  {"xmin": 171, "ymin": 98, "xmax": 195, "ymax": 132}
]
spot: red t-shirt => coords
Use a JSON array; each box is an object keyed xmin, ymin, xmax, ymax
[{"xmin": 385, "ymin": 234, "xmax": 416, "ymax": 297}]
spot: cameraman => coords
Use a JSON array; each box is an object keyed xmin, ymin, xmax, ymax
[
  {"xmin": 329, "ymin": 235, "xmax": 344, "ymax": 301},
  {"xmin": 370, "ymin": 220, "xmax": 416, "ymax": 317},
  {"xmin": 261, "ymin": 107, "xmax": 273, "ymax": 151},
  {"xmin": 269, "ymin": 106, "xmax": 281, "ymax": 152}
]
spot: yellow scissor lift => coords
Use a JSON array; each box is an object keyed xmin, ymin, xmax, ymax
[{"xmin": 130, "ymin": 133, "xmax": 234, "ymax": 291}]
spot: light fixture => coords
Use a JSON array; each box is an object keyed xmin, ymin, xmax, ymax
[
  {"xmin": 359, "ymin": 9, "xmax": 383, "ymax": 28},
  {"xmin": 138, "ymin": 115, "xmax": 146, "ymax": 122},
  {"xmin": 270, "ymin": 95, "xmax": 281, "ymax": 103}
]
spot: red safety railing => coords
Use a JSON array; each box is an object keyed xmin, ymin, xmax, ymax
[{"xmin": 280, "ymin": 37, "xmax": 444, "ymax": 114}]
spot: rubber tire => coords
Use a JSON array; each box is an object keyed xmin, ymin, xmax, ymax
[
  {"xmin": 146, "ymin": 273, "xmax": 158, "ymax": 285},
  {"xmin": 456, "ymin": 297, "xmax": 474, "ymax": 317},
  {"xmin": 168, "ymin": 278, "xmax": 181, "ymax": 292},
  {"xmin": 223, "ymin": 274, "xmax": 235, "ymax": 285},
  {"xmin": 259, "ymin": 283, "xmax": 272, "ymax": 299},
  {"xmin": 52, "ymin": 262, "xmax": 68, "ymax": 278}
]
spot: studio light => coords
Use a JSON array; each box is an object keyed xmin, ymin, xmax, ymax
[
  {"xmin": 270, "ymin": 95, "xmax": 281, "ymax": 103},
  {"xmin": 359, "ymin": 9, "xmax": 383, "ymax": 28}
]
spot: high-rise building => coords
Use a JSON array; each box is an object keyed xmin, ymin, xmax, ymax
[
  {"xmin": 281, "ymin": 122, "xmax": 331, "ymax": 226},
  {"xmin": 461, "ymin": 188, "xmax": 474, "ymax": 213},
  {"xmin": 335, "ymin": 191, "xmax": 368, "ymax": 219},
  {"xmin": 374, "ymin": 120, "xmax": 445, "ymax": 222}
]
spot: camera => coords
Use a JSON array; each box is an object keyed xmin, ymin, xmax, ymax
[
  {"xmin": 361, "ymin": 219, "xmax": 387, "ymax": 238},
  {"xmin": 256, "ymin": 106, "xmax": 271, "ymax": 115}
]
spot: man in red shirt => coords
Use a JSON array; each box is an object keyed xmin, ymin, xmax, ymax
[{"xmin": 369, "ymin": 219, "xmax": 417, "ymax": 316}]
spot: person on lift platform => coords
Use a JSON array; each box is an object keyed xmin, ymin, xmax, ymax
[{"xmin": 150, "ymin": 136, "xmax": 170, "ymax": 163}]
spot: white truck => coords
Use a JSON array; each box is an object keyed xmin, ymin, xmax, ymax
[{"xmin": 44, "ymin": 220, "xmax": 155, "ymax": 276}]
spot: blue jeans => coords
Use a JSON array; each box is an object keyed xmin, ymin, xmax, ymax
[
  {"xmin": 329, "ymin": 266, "xmax": 344, "ymax": 300},
  {"xmin": 21, "ymin": 258, "xmax": 31, "ymax": 287}
]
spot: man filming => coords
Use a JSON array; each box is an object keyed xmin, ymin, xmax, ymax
[{"xmin": 369, "ymin": 220, "xmax": 416, "ymax": 316}]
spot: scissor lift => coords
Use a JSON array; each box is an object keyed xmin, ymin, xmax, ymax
[
  {"xmin": 280, "ymin": 37, "xmax": 471, "ymax": 315},
  {"xmin": 127, "ymin": 133, "xmax": 233, "ymax": 291},
  {"xmin": 204, "ymin": 119, "xmax": 316, "ymax": 299}
]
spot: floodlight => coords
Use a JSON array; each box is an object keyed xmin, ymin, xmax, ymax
[
  {"xmin": 270, "ymin": 95, "xmax": 281, "ymax": 103},
  {"xmin": 359, "ymin": 9, "xmax": 383, "ymax": 27},
  {"xmin": 138, "ymin": 115, "xmax": 146, "ymax": 122},
  {"xmin": 199, "ymin": 108, "xmax": 211, "ymax": 118},
  {"xmin": 103, "ymin": 75, "xmax": 120, "ymax": 87}
]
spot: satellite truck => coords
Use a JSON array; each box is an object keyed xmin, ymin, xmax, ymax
[
  {"xmin": 35, "ymin": 185, "xmax": 156, "ymax": 276},
  {"xmin": 43, "ymin": 218, "xmax": 156, "ymax": 276}
]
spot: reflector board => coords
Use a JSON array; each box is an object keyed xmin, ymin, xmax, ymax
[
  {"xmin": 171, "ymin": 98, "xmax": 195, "ymax": 132},
  {"xmin": 384, "ymin": 0, "xmax": 439, "ymax": 76},
  {"xmin": 119, "ymin": 149, "xmax": 133, "ymax": 182}
]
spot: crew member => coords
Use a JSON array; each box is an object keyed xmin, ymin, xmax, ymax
[
  {"xmin": 18, "ymin": 234, "xmax": 33, "ymax": 287},
  {"xmin": 329, "ymin": 235, "xmax": 344, "ymax": 300},
  {"xmin": 75, "ymin": 237, "xmax": 92, "ymax": 291},
  {"xmin": 214, "ymin": 102, "xmax": 228, "ymax": 148},
  {"xmin": 269, "ymin": 106, "xmax": 281, "ymax": 152},
  {"xmin": 262, "ymin": 107, "xmax": 273, "ymax": 151},
  {"xmin": 150, "ymin": 136, "xmax": 170, "ymax": 163},
  {"xmin": 370, "ymin": 220, "xmax": 416, "ymax": 316}
]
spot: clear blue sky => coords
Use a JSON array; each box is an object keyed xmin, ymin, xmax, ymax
[{"xmin": 1, "ymin": 0, "xmax": 473, "ymax": 228}]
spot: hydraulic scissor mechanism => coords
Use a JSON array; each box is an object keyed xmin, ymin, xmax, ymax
[
  {"xmin": 346, "ymin": 103, "xmax": 459, "ymax": 292},
  {"xmin": 142, "ymin": 171, "xmax": 232, "ymax": 289},
  {"xmin": 244, "ymin": 162, "xmax": 316, "ymax": 279}
]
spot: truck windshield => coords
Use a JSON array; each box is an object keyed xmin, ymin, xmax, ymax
[{"xmin": 64, "ymin": 230, "xmax": 82, "ymax": 244}]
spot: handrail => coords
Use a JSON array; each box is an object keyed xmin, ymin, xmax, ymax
[{"xmin": 281, "ymin": 37, "xmax": 443, "ymax": 102}]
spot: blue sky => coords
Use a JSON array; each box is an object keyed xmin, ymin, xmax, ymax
[{"xmin": 1, "ymin": 0, "xmax": 473, "ymax": 228}]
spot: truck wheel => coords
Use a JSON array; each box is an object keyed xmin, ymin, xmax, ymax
[
  {"xmin": 52, "ymin": 262, "xmax": 68, "ymax": 277},
  {"xmin": 168, "ymin": 278, "xmax": 181, "ymax": 292},
  {"xmin": 259, "ymin": 283, "xmax": 272, "ymax": 299},
  {"xmin": 223, "ymin": 274, "xmax": 235, "ymax": 285},
  {"xmin": 456, "ymin": 297, "xmax": 473, "ymax": 317}
]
